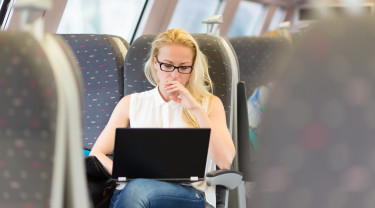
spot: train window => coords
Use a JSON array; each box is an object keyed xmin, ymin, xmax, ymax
[
  {"xmin": 0, "ymin": 0, "xmax": 14, "ymax": 30},
  {"xmin": 268, "ymin": 7, "xmax": 286, "ymax": 31},
  {"xmin": 57, "ymin": 0, "xmax": 147, "ymax": 42},
  {"xmin": 227, "ymin": 0, "xmax": 267, "ymax": 37},
  {"xmin": 167, "ymin": 0, "xmax": 222, "ymax": 33}
]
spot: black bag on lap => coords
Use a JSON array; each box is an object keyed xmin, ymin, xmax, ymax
[{"xmin": 85, "ymin": 156, "xmax": 117, "ymax": 208}]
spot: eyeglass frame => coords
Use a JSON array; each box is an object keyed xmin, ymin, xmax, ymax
[{"xmin": 155, "ymin": 57, "xmax": 194, "ymax": 74}]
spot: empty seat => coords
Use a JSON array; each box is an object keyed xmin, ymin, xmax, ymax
[
  {"xmin": 230, "ymin": 36, "xmax": 291, "ymax": 151},
  {"xmin": 230, "ymin": 36, "xmax": 292, "ymax": 207},
  {"xmin": 230, "ymin": 36, "xmax": 291, "ymax": 98},
  {"xmin": 59, "ymin": 34, "xmax": 129, "ymax": 151}
]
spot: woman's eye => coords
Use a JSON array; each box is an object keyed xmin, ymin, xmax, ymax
[
  {"xmin": 164, "ymin": 64, "xmax": 173, "ymax": 68},
  {"xmin": 180, "ymin": 66, "xmax": 189, "ymax": 70}
]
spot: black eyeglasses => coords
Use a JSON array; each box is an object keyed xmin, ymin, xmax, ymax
[{"xmin": 156, "ymin": 57, "xmax": 193, "ymax": 74}]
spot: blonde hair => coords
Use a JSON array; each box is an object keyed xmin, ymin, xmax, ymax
[{"xmin": 144, "ymin": 28, "xmax": 213, "ymax": 127}]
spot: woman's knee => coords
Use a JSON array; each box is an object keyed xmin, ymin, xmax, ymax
[
  {"xmin": 125, "ymin": 179, "xmax": 154, "ymax": 204},
  {"xmin": 111, "ymin": 179, "xmax": 205, "ymax": 208},
  {"xmin": 125, "ymin": 178, "xmax": 160, "ymax": 196},
  {"xmin": 111, "ymin": 179, "xmax": 154, "ymax": 208}
]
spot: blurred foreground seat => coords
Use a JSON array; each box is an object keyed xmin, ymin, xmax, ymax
[
  {"xmin": 257, "ymin": 17, "xmax": 375, "ymax": 208},
  {"xmin": 0, "ymin": 31, "xmax": 62, "ymax": 208},
  {"xmin": 0, "ymin": 30, "xmax": 91, "ymax": 208}
]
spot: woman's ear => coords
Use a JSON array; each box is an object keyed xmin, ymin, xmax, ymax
[
  {"xmin": 153, "ymin": 56, "xmax": 157, "ymax": 64},
  {"xmin": 153, "ymin": 57, "xmax": 158, "ymax": 69}
]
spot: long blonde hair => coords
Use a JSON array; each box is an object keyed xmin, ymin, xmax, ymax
[{"xmin": 144, "ymin": 28, "xmax": 213, "ymax": 127}]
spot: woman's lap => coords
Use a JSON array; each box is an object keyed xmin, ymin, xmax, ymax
[{"xmin": 110, "ymin": 178, "xmax": 205, "ymax": 208}]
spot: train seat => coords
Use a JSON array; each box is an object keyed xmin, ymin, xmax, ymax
[
  {"xmin": 230, "ymin": 36, "xmax": 291, "ymax": 97},
  {"xmin": 230, "ymin": 36, "xmax": 291, "ymax": 149},
  {"xmin": 230, "ymin": 36, "xmax": 291, "ymax": 207},
  {"xmin": 257, "ymin": 17, "xmax": 375, "ymax": 208},
  {"xmin": 0, "ymin": 31, "xmax": 64, "ymax": 208},
  {"xmin": 59, "ymin": 34, "xmax": 130, "ymax": 152},
  {"xmin": 45, "ymin": 33, "xmax": 91, "ymax": 208},
  {"xmin": 123, "ymin": 33, "xmax": 242, "ymax": 208}
]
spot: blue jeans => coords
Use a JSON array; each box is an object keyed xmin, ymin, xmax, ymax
[{"xmin": 110, "ymin": 178, "xmax": 205, "ymax": 208}]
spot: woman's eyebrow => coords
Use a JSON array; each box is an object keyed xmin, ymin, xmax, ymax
[{"xmin": 161, "ymin": 59, "xmax": 192, "ymax": 65}]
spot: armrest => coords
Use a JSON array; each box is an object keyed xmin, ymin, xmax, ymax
[{"xmin": 206, "ymin": 170, "xmax": 243, "ymax": 190}]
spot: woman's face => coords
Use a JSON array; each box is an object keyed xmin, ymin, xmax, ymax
[{"xmin": 154, "ymin": 44, "xmax": 194, "ymax": 87}]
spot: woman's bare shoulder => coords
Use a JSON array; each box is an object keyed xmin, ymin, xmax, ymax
[
  {"xmin": 114, "ymin": 94, "xmax": 132, "ymax": 113},
  {"xmin": 210, "ymin": 95, "xmax": 224, "ymax": 106},
  {"xmin": 120, "ymin": 94, "xmax": 132, "ymax": 102}
]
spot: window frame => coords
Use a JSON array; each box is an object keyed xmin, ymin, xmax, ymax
[
  {"xmin": 227, "ymin": 0, "xmax": 268, "ymax": 38},
  {"xmin": 0, "ymin": 0, "xmax": 15, "ymax": 30},
  {"xmin": 267, "ymin": 6, "xmax": 287, "ymax": 31}
]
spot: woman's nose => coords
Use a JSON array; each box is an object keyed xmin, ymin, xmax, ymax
[{"xmin": 171, "ymin": 69, "xmax": 179, "ymax": 78}]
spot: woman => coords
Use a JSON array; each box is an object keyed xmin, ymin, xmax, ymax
[{"xmin": 90, "ymin": 28, "xmax": 235, "ymax": 208}]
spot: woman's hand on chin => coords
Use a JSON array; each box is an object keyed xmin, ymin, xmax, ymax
[{"xmin": 164, "ymin": 81, "xmax": 199, "ymax": 110}]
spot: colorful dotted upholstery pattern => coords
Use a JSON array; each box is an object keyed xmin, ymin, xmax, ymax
[
  {"xmin": 0, "ymin": 32, "xmax": 58, "ymax": 207},
  {"xmin": 53, "ymin": 35, "xmax": 84, "ymax": 101},
  {"xmin": 229, "ymin": 36, "xmax": 291, "ymax": 98},
  {"xmin": 59, "ymin": 34, "xmax": 129, "ymax": 150},
  {"xmin": 124, "ymin": 34, "xmax": 233, "ymax": 125},
  {"xmin": 257, "ymin": 17, "xmax": 375, "ymax": 208},
  {"xmin": 230, "ymin": 37, "xmax": 292, "ymax": 206}
]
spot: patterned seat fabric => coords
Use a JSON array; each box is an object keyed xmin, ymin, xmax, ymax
[
  {"xmin": 0, "ymin": 32, "xmax": 58, "ymax": 207},
  {"xmin": 229, "ymin": 36, "xmax": 291, "ymax": 98},
  {"xmin": 257, "ymin": 17, "xmax": 375, "ymax": 208},
  {"xmin": 124, "ymin": 34, "xmax": 233, "ymax": 124},
  {"xmin": 59, "ymin": 34, "xmax": 129, "ymax": 150},
  {"xmin": 230, "ymin": 36, "xmax": 292, "ymax": 208},
  {"xmin": 124, "ymin": 34, "xmax": 236, "ymax": 207}
]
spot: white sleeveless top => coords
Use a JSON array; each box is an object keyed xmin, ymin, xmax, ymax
[{"xmin": 128, "ymin": 86, "xmax": 217, "ymax": 207}]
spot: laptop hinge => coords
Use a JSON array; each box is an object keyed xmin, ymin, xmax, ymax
[
  {"xmin": 190, "ymin": 176, "xmax": 198, "ymax": 181},
  {"xmin": 118, "ymin": 177, "xmax": 127, "ymax": 182}
]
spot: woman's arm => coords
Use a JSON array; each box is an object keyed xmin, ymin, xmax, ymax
[
  {"xmin": 89, "ymin": 95, "xmax": 131, "ymax": 175},
  {"xmin": 192, "ymin": 96, "xmax": 235, "ymax": 170},
  {"xmin": 165, "ymin": 81, "xmax": 235, "ymax": 169}
]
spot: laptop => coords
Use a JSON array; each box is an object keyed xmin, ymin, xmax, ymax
[{"xmin": 112, "ymin": 128, "xmax": 211, "ymax": 183}]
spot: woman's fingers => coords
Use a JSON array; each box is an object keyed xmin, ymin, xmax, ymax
[
  {"xmin": 164, "ymin": 83, "xmax": 183, "ymax": 95},
  {"xmin": 164, "ymin": 81, "xmax": 199, "ymax": 110},
  {"xmin": 169, "ymin": 95, "xmax": 181, "ymax": 103}
]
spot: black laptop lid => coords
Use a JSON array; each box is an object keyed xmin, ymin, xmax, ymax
[{"xmin": 112, "ymin": 128, "xmax": 211, "ymax": 182}]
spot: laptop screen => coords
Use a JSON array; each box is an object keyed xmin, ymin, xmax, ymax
[{"xmin": 112, "ymin": 128, "xmax": 211, "ymax": 182}]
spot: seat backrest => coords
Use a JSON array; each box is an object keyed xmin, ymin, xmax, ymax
[
  {"xmin": 46, "ymin": 34, "xmax": 91, "ymax": 208},
  {"xmin": 59, "ymin": 34, "xmax": 129, "ymax": 150},
  {"xmin": 230, "ymin": 36, "xmax": 291, "ymax": 98},
  {"xmin": 257, "ymin": 17, "xmax": 375, "ymax": 208},
  {"xmin": 0, "ymin": 31, "xmax": 61, "ymax": 207},
  {"xmin": 124, "ymin": 33, "xmax": 239, "ymax": 208},
  {"xmin": 230, "ymin": 36, "xmax": 291, "ymax": 185}
]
